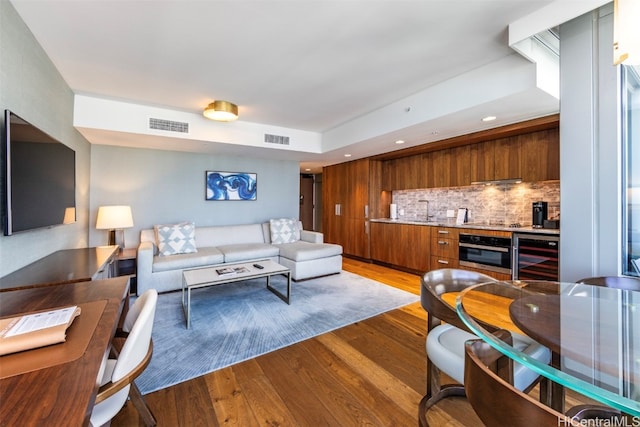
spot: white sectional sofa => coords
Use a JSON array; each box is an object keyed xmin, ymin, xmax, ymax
[{"xmin": 136, "ymin": 221, "xmax": 342, "ymax": 295}]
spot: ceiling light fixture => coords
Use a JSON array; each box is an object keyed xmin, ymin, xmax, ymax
[
  {"xmin": 482, "ymin": 115, "xmax": 497, "ymax": 122},
  {"xmin": 395, "ymin": 140, "xmax": 405, "ymax": 144},
  {"xmin": 203, "ymin": 100, "xmax": 238, "ymax": 122},
  {"xmin": 344, "ymin": 154, "xmax": 352, "ymax": 157}
]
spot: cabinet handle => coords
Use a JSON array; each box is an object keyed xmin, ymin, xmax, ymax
[
  {"xmin": 365, "ymin": 221, "xmax": 369, "ymax": 234},
  {"xmin": 438, "ymin": 241, "xmax": 448, "ymax": 245},
  {"xmin": 437, "ymin": 259, "xmax": 449, "ymax": 264},
  {"xmin": 335, "ymin": 204, "xmax": 341, "ymax": 216},
  {"xmin": 438, "ymin": 230, "xmax": 449, "ymax": 234},
  {"xmin": 364, "ymin": 205, "xmax": 369, "ymax": 219}
]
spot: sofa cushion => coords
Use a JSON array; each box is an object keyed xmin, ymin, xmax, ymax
[
  {"xmin": 152, "ymin": 247, "xmax": 224, "ymax": 272},
  {"xmin": 276, "ymin": 241, "xmax": 342, "ymax": 262},
  {"xmin": 269, "ymin": 218, "xmax": 301, "ymax": 244},
  {"xmin": 155, "ymin": 222, "xmax": 198, "ymax": 256},
  {"xmin": 196, "ymin": 223, "xmax": 266, "ymax": 247},
  {"xmin": 218, "ymin": 243, "xmax": 280, "ymax": 263}
]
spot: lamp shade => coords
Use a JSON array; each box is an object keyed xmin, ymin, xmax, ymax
[
  {"xmin": 203, "ymin": 100, "xmax": 238, "ymax": 121},
  {"xmin": 96, "ymin": 205, "xmax": 134, "ymax": 229},
  {"xmin": 63, "ymin": 207, "xmax": 76, "ymax": 224}
]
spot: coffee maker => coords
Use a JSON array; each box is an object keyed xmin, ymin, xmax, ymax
[{"xmin": 532, "ymin": 201, "xmax": 548, "ymax": 228}]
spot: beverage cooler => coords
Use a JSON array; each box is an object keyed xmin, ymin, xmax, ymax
[{"xmin": 512, "ymin": 233, "xmax": 559, "ymax": 281}]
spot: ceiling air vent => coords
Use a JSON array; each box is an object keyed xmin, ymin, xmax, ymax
[
  {"xmin": 149, "ymin": 118, "xmax": 189, "ymax": 134},
  {"xmin": 264, "ymin": 133, "xmax": 290, "ymax": 146}
]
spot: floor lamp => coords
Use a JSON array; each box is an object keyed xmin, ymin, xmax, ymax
[{"xmin": 96, "ymin": 205, "xmax": 134, "ymax": 250}]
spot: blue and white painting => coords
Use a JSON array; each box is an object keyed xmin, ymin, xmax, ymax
[{"xmin": 205, "ymin": 171, "xmax": 257, "ymax": 201}]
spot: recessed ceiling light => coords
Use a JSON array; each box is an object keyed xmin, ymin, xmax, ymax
[
  {"xmin": 395, "ymin": 140, "xmax": 405, "ymax": 144},
  {"xmin": 305, "ymin": 168, "xmax": 311, "ymax": 171},
  {"xmin": 344, "ymin": 154, "xmax": 352, "ymax": 157},
  {"xmin": 482, "ymin": 115, "xmax": 497, "ymax": 122}
]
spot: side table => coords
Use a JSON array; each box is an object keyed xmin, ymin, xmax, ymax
[{"xmin": 117, "ymin": 248, "xmax": 138, "ymax": 294}]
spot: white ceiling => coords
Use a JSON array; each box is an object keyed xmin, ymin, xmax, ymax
[{"xmin": 10, "ymin": 0, "xmax": 571, "ymax": 173}]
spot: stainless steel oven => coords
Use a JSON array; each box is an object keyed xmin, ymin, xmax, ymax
[{"xmin": 458, "ymin": 233, "xmax": 512, "ymax": 275}]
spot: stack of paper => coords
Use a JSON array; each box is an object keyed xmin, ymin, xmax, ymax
[{"xmin": 0, "ymin": 306, "xmax": 81, "ymax": 356}]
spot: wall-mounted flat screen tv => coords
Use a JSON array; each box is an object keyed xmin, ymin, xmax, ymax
[{"xmin": 2, "ymin": 110, "xmax": 76, "ymax": 235}]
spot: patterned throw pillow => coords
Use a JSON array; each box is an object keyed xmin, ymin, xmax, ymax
[
  {"xmin": 154, "ymin": 221, "xmax": 198, "ymax": 256},
  {"xmin": 269, "ymin": 218, "xmax": 300, "ymax": 244}
]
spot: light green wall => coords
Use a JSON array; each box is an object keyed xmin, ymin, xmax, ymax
[
  {"xmin": 88, "ymin": 145, "xmax": 300, "ymax": 248},
  {"xmin": 0, "ymin": 0, "xmax": 91, "ymax": 276}
]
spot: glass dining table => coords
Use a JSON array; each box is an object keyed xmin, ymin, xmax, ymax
[{"xmin": 454, "ymin": 280, "xmax": 640, "ymax": 417}]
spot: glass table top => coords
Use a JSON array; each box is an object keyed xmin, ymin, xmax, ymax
[{"xmin": 455, "ymin": 280, "xmax": 640, "ymax": 417}]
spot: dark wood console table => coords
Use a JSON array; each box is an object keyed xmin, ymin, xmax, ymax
[{"xmin": 0, "ymin": 246, "xmax": 119, "ymax": 292}]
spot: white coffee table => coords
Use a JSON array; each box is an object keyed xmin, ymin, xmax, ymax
[{"xmin": 181, "ymin": 259, "xmax": 291, "ymax": 328}]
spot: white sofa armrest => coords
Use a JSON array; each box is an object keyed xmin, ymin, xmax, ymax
[{"xmin": 300, "ymin": 230, "xmax": 323, "ymax": 244}]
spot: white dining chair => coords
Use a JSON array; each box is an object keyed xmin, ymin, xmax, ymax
[{"xmin": 90, "ymin": 289, "xmax": 158, "ymax": 427}]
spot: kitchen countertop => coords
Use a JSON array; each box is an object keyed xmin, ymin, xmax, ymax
[{"xmin": 370, "ymin": 218, "xmax": 560, "ymax": 235}]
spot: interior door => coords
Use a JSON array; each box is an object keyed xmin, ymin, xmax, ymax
[{"xmin": 299, "ymin": 175, "xmax": 314, "ymax": 230}]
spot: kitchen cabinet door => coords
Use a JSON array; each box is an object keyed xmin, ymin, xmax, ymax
[
  {"xmin": 469, "ymin": 141, "xmax": 494, "ymax": 183},
  {"xmin": 403, "ymin": 225, "xmax": 431, "ymax": 272},
  {"xmin": 322, "ymin": 165, "xmax": 342, "ymax": 245},
  {"xmin": 450, "ymin": 145, "xmax": 471, "ymax": 186},
  {"xmin": 430, "ymin": 148, "xmax": 452, "ymax": 188},
  {"xmin": 370, "ymin": 223, "xmax": 430, "ymax": 272},
  {"xmin": 370, "ymin": 222, "xmax": 395, "ymax": 264},
  {"xmin": 322, "ymin": 159, "xmax": 371, "ymax": 259},
  {"xmin": 520, "ymin": 129, "xmax": 560, "ymax": 182},
  {"xmin": 494, "ymin": 137, "xmax": 522, "ymax": 180}
]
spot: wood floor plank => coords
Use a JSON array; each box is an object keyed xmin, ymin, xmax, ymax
[
  {"xmin": 314, "ymin": 331, "xmax": 422, "ymax": 417},
  {"xmin": 223, "ymin": 361, "xmax": 299, "ymax": 427},
  {"xmin": 172, "ymin": 377, "xmax": 220, "ymax": 426},
  {"xmin": 272, "ymin": 342, "xmax": 386, "ymax": 426},
  {"xmin": 251, "ymin": 349, "xmax": 344, "ymax": 426},
  {"xmin": 301, "ymin": 336, "xmax": 417, "ymax": 426},
  {"xmin": 331, "ymin": 317, "xmax": 426, "ymax": 394},
  {"xmin": 204, "ymin": 366, "xmax": 261, "ymax": 427}
]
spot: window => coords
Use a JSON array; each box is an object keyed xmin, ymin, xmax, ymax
[{"xmin": 622, "ymin": 65, "xmax": 640, "ymax": 275}]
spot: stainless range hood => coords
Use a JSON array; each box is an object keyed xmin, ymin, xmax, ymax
[{"xmin": 470, "ymin": 178, "xmax": 523, "ymax": 186}]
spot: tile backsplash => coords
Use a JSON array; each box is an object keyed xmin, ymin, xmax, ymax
[{"xmin": 392, "ymin": 181, "xmax": 560, "ymax": 226}]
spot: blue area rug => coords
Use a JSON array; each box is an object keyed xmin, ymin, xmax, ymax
[{"xmin": 136, "ymin": 270, "xmax": 418, "ymax": 394}]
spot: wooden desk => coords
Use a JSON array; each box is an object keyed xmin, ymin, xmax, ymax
[
  {"xmin": 0, "ymin": 277, "xmax": 129, "ymax": 426},
  {"xmin": 0, "ymin": 246, "xmax": 119, "ymax": 292}
]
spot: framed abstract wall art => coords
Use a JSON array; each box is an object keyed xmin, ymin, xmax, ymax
[{"xmin": 205, "ymin": 171, "xmax": 257, "ymax": 201}]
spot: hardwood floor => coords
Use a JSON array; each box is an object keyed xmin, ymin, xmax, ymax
[{"xmin": 113, "ymin": 259, "xmax": 589, "ymax": 426}]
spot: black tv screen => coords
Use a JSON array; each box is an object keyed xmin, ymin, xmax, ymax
[{"xmin": 2, "ymin": 110, "xmax": 76, "ymax": 235}]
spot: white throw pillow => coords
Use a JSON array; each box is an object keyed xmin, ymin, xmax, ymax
[
  {"xmin": 269, "ymin": 218, "xmax": 300, "ymax": 244},
  {"xmin": 154, "ymin": 221, "xmax": 198, "ymax": 256}
]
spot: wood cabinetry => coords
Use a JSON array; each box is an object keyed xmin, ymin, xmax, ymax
[
  {"xmin": 323, "ymin": 159, "xmax": 383, "ymax": 259},
  {"xmin": 385, "ymin": 126, "xmax": 559, "ymax": 190},
  {"xmin": 370, "ymin": 222, "xmax": 431, "ymax": 272},
  {"xmin": 382, "ymin": 154, "xmax": 428, "ymax": 191},
  {"xmin": 470, "ymin": 129, "xmax": 559, "ymax": 183},
  {"xmin": 430, "ymin": 226, "xmax": 459, "ymax": 270},
  {"xmin": 519, "ymin": 129, "xmax": 560, "ymax": 181}
]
